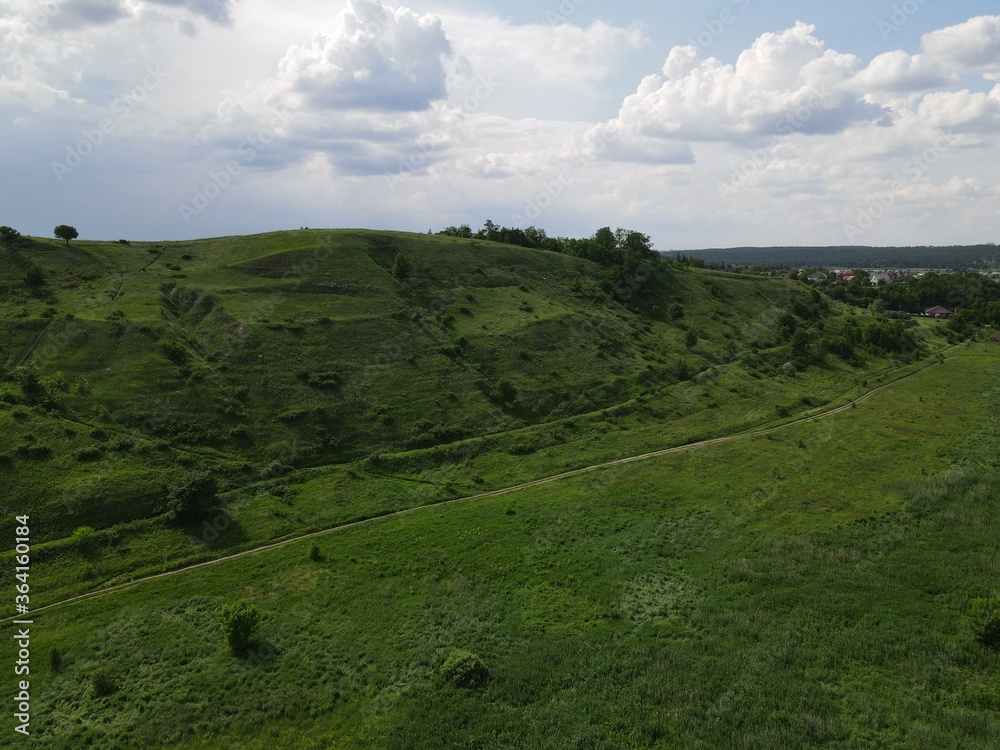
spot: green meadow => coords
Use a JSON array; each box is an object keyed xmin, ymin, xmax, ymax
[{"xmin": 1, "ymin": 230, "xmax": 997, "ymax": 747}]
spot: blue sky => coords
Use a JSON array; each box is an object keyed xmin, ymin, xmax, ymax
[{"xmin": 1, "ymin": 0, "xmax": 999, "ymax": 249}]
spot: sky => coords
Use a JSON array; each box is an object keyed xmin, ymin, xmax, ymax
[{"xmin": 2, "ymin": 0, "xmax": 999, "ymax": 250}]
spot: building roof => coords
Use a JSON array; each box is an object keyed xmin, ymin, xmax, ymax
[
  {"xmin": 991, "ymin": 332, "xmax": 1000, "ymax": 341},
  {"xmin": 924, "ymin": 305, "xmax": 954, "ymax": 316}
]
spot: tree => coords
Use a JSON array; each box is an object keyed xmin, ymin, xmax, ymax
[
  {"xmin": 591, "ymin": 227, "xmax": 617, "ymax": 264},
  {"xmin": 166, "ymin": 470, "xmax": 218, "ymax": 520},
  {"xmin": 54, "ymin": 225, "xmax": 78, "ymax": 246},
  {"xmin": 391, "ymin": 253, "xmax": 412, "ymax": 281},
  {"xmin": 0, "ymin": 226, "xmax": 20, "ymax": 247},
  {"xmin": 478, "ymin": 219, "xmax": 501, "ymax": 242},
  {"xmin": 219, "ymin": 599, "xmax": 261, "ymax": 656},
  {"xmin": 685, "ymin": 329, "xmax": 698, "ymax": 349},
  {"xmin": 23, "ymin": 266, "xmax": 45, "ymax": 288}
]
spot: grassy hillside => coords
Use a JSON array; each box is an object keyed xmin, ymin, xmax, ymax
[
  {"xmin": 3, "ymin": 345, "xmax": 996, "ymax": 749},
  {"xmin": 3, "ymin": 229, "xmax": 990, "ymax": 748},
  {"xmin": 1, "ymin": 229, "xmax": 952, "ymax": 596}
]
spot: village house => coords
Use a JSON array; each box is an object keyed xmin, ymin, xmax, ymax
[
  {"xmin": 870, "ymin": 272, "xmax": 898, "ymax": 286},
  {"xmin": 923, "ymin": 305, "xmax": 955, "ymax": 318}
]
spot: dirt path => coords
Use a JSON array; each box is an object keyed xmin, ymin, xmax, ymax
[
  {"xmin": 3, "ymin": 349, "xmax": 964, "ymax": 623},
  {"xmin": 12, "ymin": 320, "xmax": 55, "ymax": 368}
]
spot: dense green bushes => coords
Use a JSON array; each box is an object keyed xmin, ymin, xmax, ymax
[
  {"xmin": 968, "ymin": 597, "xmax": 1000, "ymax": 649},
  {"xmin": 440, "ymin": 649, "xmax": 489, "ymax": 688}
]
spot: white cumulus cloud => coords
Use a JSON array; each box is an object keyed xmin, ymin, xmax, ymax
[
  {"xmin": 922, "ymin": 15, "xmax": 1000, "ymax": 77},
  {"xmin": 277, "ymin": 0, "xmax": 452, "ymax": 112},
  {"xmin": 591, "ymin": 22, "xmax": 886, "ymax": 163},
  {"xmin": 850, "ymin": 51, "xmax": 959, "ymax": 94}
]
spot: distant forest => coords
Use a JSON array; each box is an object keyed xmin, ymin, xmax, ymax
[{"xmin": 669, "ymin": 245, "xmax": 1000, "ymax": 270}]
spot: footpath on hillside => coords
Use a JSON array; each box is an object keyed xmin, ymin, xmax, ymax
[{"xmin": 1, "ymin": 344, "xmax": 972, "ymax": 623}]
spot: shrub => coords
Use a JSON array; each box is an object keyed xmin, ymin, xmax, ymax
[
  {"xmin": 969, "ymin": 597, "xmax": 1000, "ymax": 649},
  {"xmin": 489, "ymin": 378, "xmax": 517, "ymax": 406},
  {"xmin": 219, "ymin": 599, "xmax": 261, "ymax": 656},
  {"xmin": 507, "ymin": 442, "xmax": 538, "ymax": 456},
  {"xmin": 391, "ymin": 253, "xmax": 412, "ymax": 281},
  {"xmin": 675, "ymin": 359, "xmax": 690, "ymax": 382},
  {"xmin": 90, "ymin": 667, "xmax": 117, "ymax": 697},
  {"xmin": 74, "ymin": 445, "xmax": 103, "ymax": 461},
  {"xmin": 305, "ymin": 371, "xmax": 340, "ymax": 389},
  {"xmin": 161, "ymin": 339, "xmax": 189, "ymax": 365},
  {"xmin": 50, "ymin": 647, "xmax": 64, "ymax": 674},
  {"xmin": 72, "ymin": 526, "xmax": 97, "ymax": 550},
  {"xmin": 440, "ymin": 649, "xmax": 489, "ymax": 688},
  {"xmin": 16, "ymin": 443, "xmax": 52, "ymax": 459},
  {"xmin": 309, "ymin": 544, "xmax": 324, "ymax": 562},
  {"xmin": 166, "ymin": 471, "xmax": 218, "ymax": 520},
  {"xmin": 23, "ymin": 266, "xmax": 45, "ymax": 288}
]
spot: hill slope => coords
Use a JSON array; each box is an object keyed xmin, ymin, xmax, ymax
[{"xmin": 1, "ymin": 229, "xmax": 954, "ymax": 602}]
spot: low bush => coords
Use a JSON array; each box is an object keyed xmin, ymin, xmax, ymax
[
  {"xmin": 968, "ymin": 597, "xmax": 1000, "ymax": 649},
  {"xmin": 440, "ymin": 649, "xmax": 489, "ymax": 688}
]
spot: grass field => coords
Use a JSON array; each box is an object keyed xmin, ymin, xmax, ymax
[
  {"xmin": 1, "ymin": 230, "xmax": 995, "ymax": 748},
  {"xmin": 2, "ymin": 344, "xmax": 996, "ymax": 749}
]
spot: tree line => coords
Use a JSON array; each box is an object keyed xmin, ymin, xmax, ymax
[{"xmin": 436, "ymin": 221, "xmax": 656, "ymax": 270}]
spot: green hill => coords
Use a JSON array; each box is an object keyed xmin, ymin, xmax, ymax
[
  {"xmin": 0, "ymin": 230, "xmax": 956, "ymax": 593},
  {"xmin": 4, "ymin": 230, "xmax": 996, "ymax": 748}
]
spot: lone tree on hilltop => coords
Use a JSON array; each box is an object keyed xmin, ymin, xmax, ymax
[{"xmin": 54, "ymin": 225, "xmax": 78, "ymax": 246}]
